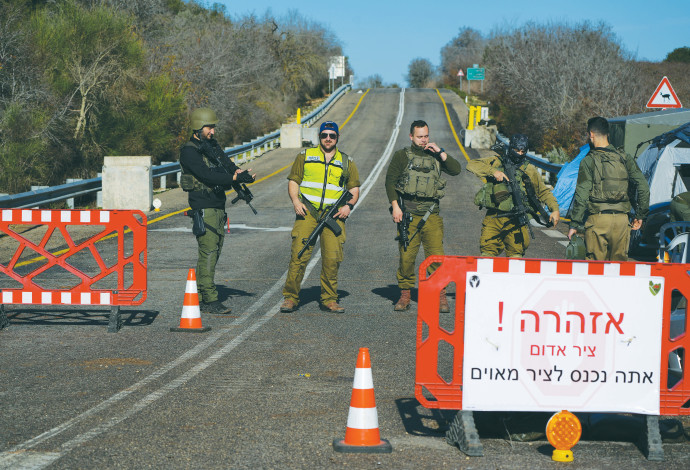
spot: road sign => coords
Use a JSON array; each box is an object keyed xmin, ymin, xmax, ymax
[
  {"xmin": 457, "ymin": 69, "xmax": 464, "ymax": 77},
  {"xmin": 646, "ymin": 76, "xmax": 682, "ymax": 109},
  {"xmin": 467, "ymin": 67, "xmax": 485, "ymax": 81}
]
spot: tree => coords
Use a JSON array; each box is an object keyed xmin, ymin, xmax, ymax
[
  {"xmin": 440, "ymin": 27, "xmax": 485, "ymax": 85},
  {"xmin": 357, "ymin": 74, "xmax": 384, "ymax": 89},
  {"xmin": 484, "ymin": 21, "xmax": 643, "ymax": 153},
  {"xmin": 32, "ymin": 1, "xmax": 145, "ymax": 141},
  {"xmin": 406, "ymin": 58, "xmax": 435, "ymax": 88},
  {"xmin": 665, "ymin": 47, "xmax": 690, "ymax": 63}
]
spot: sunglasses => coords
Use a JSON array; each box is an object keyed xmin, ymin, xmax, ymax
[{"xmin": 320, "ymin": 132, "xmax": 337, "ymax": 140}]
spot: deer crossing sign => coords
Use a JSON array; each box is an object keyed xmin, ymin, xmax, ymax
[{"xmin": 646, "ymin": 76, "xmax": 682, "ymax": 109}]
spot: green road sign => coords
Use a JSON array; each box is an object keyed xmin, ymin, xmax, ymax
[{"xmin": 467, "ymin": 67, "xmax": 485, "ymax": 80}]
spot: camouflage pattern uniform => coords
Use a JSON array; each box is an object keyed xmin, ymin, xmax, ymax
[{"xmin": 468, "ymin": 153, "xmax": 559, "ymax": 257}]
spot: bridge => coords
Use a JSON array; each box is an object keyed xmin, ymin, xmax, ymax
[{"xmin": 2, "ymin": 88, "xmax": 688, "ymax": 469}]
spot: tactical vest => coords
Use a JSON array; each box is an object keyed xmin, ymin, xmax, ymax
[
  {"xmin": 180, "ymin": 140, "xmax": 225, "ymax": 193},
  {"xmin": 299, "ymin": 147, "xmax": 349, "ymax": 209},
  {"xmin": 395, "ymin": 148, "xmax": 446, "ymax": 200},
  {"xmin": 590, "ymin": 147, "xmax": 629, "ymax": 204},
  {"xmin": 474, "ymin": 161, "xmax": 529, "ymax": 212}
]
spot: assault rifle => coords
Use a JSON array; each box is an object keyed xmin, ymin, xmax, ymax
[
  {"xmin": 390, "ymin": 195, "xmax": 413, "ymax": 251},
  {"xmin": 201, "ymin": 139, "xmax": 257, "ymax": 214},
  {"xmin": 231, "ymin": 182, "xmax": 257, "ymax": 215},
  {"xmin": 297, "ymin": 190, "xmax": 353, "ymax": 258},
  {"xmin": 490, "ymin": 142, "xmax": 551, "ymax": 239},
  {"xmin": 409, "ymin": 202, "xmax": 436, "ymax": 244}
]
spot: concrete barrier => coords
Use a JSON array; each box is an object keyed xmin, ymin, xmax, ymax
[{"xmin": 102, "ymin": 156, "xmax": 152, "ymax": 211}]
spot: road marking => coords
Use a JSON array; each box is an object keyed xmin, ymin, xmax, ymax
[
  {"xmin": 0, "ymin": 88, "xmax": 407, "ymax": 470},
  {"xmin": 542, "ymin": 229, "xmax": 567, "ymax": 238},
  {"xmin": 149, "ymin": 225, "xmax": 293, "ymax": 233},
  {"xmin": 435, "ymin": 88, "xmax": 470, "ymax": 162}
]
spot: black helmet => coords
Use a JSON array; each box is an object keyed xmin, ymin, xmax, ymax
[{"xmin": 509, "ymin": 134, "xmax": 529, "ymax": 153}]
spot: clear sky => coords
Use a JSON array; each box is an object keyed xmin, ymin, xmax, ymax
[{"xmin": 216, "ymin": 0, "xmax": 689, "ymax": 86}]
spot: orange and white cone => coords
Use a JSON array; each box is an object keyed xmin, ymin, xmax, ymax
[
  {"xmin": 170, "ymin": 269, "xmax": 211, "ymax": 333},
  {"xmin": 333, "ymin": 347, "xmax": 392, "ymax": 453}
]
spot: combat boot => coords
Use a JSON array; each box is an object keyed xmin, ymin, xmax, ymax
[
  {"xmin": 394, "ymin": 289, "xmax": 411, "ymax": 311},
  {"xmin": 202, "ymin": 300, "xmax": 231, "ymax": 314},
  {"xmin": 439, "ymin": 288, "xmax": 450, "ymax": 313}
]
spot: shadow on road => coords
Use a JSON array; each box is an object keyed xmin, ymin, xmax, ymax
[{"xmin": 5, "ymin": 306, "xmax": 158, "ymax": 327}]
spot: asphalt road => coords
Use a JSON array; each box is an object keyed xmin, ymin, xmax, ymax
[{"xmin": 1, "ymin": 88, "xmax": 689, "ymax": 469}]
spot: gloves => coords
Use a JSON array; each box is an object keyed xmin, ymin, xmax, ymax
[{"xmin": 236, "ymin": 171, "xmax": 255, "ymax": 184}]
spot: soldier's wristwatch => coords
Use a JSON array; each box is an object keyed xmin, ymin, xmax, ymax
[{"xmin": 346, "ymin": 203, "xmax": 354, "ymax": 210}]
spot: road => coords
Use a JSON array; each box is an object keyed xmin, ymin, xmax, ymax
[{"xmin": 1, "ymin": 88, "xmax": 688, "ymax": 469}]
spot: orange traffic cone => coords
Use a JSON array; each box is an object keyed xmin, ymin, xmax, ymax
[
  {"xmin": 333, "ymin": 347, "xmax": 392, "ymax": 453},
  {"xmin": 170, "ymin": 269, "xmax": 211, "ymax": 333}
]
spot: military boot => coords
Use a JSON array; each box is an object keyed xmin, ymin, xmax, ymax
[
  {"xmin": 394, "ymin": 289, "xmax": 411, "ymax": 311},
  {"xmin": 439, "ymin": 288, "xmax": 450, "ymax": 313}
]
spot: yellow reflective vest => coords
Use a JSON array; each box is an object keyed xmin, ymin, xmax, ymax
[{"xmin": 299, "ymin": 147, "xmax": 349, "ymax": 210}]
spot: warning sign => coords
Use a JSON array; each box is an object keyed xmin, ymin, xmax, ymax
[
  {"xmin": 462, "ymin": 270, "xmax": 664, "ymax": 414},
  {"xmin": 646, "ymin": 76, "xmax": 682, "ymax": 109}
]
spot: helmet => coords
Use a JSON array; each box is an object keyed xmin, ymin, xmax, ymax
[
  {"xmin": 190, "ymin": 108, "xmax": 218, "ymax": 131},
  {"xmin": 509, "ymin": 134, "xmax": 529, "ymax": 153},
  {"xmin": 319, "ymin": 120, "xmax": 339, "ymax": 135},
  {"xmin": 565, "ymin": 234, "xmax": 586, "ymax": 260}
]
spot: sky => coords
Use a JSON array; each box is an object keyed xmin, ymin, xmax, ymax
[{"xmin": 216, "ymin": 0, "xmax": 689, "ymax": 86}]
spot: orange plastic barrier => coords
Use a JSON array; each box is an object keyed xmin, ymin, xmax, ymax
[
  {"xmin": 415, "ymin": 256, "xmax": 690, "ymax": 416},
  {"xmin": 0, "ymin": 209, "xmax": 147, "ymax": 328}
]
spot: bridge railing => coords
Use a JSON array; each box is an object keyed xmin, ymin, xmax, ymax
[{"xmin": 0, "ymin": 84, "xmax": 353, "ymax": 209}]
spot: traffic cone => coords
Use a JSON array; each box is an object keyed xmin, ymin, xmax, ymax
[
  {"xmin": 333, "ymin": 347, "xmax": 392, "ymax": 453},
  {"xmin": 170, "ymin": 269, "xmax": 211, "ymax": 333}
]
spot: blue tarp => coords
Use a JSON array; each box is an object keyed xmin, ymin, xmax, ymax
[{"xmin": 551, "ymin": 144, "xmax": 590, "ymax": 216}]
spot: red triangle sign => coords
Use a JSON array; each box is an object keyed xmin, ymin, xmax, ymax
[{"xmin": 646, "ymin": 76, "xmax": 682, "ymax": 109}]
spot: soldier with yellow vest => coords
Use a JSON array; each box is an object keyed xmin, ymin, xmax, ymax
[{"xmin": 280, "ymin": 121, "xmax": 361, "ymax": 313}]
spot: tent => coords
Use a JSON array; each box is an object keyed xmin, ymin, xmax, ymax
[
  {"xmin": 630, "ymin": 122, "xmax": 690, "ymax": 255},
  {"xmin": 636, "ymin": 122, "xmax": 690, "ymax": 207},
  {"xmin": 551, "ymin": 144, "xmax": 590, "ymax": 216},
  {"xmin": 609, "ymin": 108, "xmax": 690, "ymax": 159}
]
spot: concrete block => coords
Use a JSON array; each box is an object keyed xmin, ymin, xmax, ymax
[
  {"xmin": 302, "ymin": 127, "xmax": 319, "ymax": 147},
  {"xmin": 102, "ymin": 156, "xmax": 152, "ymax": 211},
  {"xmin": 280, "ymin": 123, "xmax": 303, "ymax": 149},
  {"xmin": 464, "ymin": 126, "xmax": 497, "ymax": 149}
]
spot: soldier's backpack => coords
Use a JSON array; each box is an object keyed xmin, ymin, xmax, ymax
[{"xmin": 590, "ymin": 148, "xmax": 629, "ymax": 204}]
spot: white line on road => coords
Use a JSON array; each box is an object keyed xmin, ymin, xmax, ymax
[
  {"xmin": 0, "ymin": 89, "xmax": 408, "ymax": 469},
  {"xmin": 149, "ymin": 224, "xmax": 293, "ymax": 232}
]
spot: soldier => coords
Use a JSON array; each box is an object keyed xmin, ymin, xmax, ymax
[
  {"xmin": 179, "ymin": 108, "xmax": 255, "ymax": 314},
  {"xmin": 567, "ymin": 117, "xmax": 650, "ymax": 261},
  {"xmin": 385, "ymin": 120, "xmax": 462, "ymax": 312},
  {"xmin": 279, "ymin": 121, "xmax": 361, "ymax": 314},
  {"xmin": 670, "ymin": 191, "xmax": 690, "ymax": 222},
  {"xmin": 468, "ymin": 134, "xmax": 560, "ymax": 257}
]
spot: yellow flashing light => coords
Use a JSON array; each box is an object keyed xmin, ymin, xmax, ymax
[{"xmin": 546, "ymin": 410, "xmax": 582, "ymax": 462}]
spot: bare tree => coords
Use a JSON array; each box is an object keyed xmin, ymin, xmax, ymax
[
  {"xmin": 407, "ymin": 58, "xmax": 436, "ymax": 88},
  {"xmin": 484, "ymin": 21, "xmax": 644, "ymax": 152},
  {"xmin": 440, "ymin": 27, "xmax": 485, "ymax": 85}
]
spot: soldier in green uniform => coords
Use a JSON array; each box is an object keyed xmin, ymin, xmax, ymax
[
  {"xmin": 385, "ymin": 120, "xmax": 462, "ymax": 312},
  {"xmin": 670, "ymin": 191, "xmax": 690, "ymax": 222},
  {"xmin": 568, "ymin": 117, "xmax": 650, "ymax": 261},
  {"xmin": 468, "ymin": 134, "xmax": 560, "ymax": 257},
  {"xmin": 179, "ymin": 108, "xmax": 255, "ymax": 314},
  {"xmin": 279, "ymin": 121, "xmax": 361, "ymax": 314}
]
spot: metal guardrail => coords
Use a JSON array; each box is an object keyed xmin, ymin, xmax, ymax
[{"xmin": 0, "ymin": 84, "xmax": 353, "ymax": 209}]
